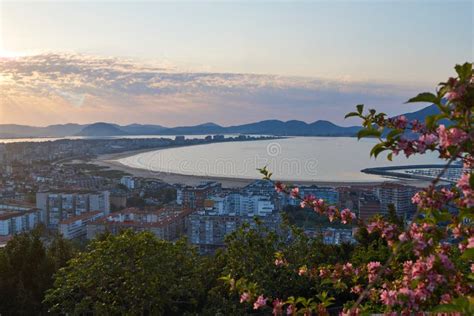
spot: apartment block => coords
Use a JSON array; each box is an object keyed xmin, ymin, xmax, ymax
[
  {"xmin": 58, "ymin": 211, "xmax": 104, "ymax": 239},
  {"xmin": 0, "ymin": 209, "xmax": 41, "ymax": 236},
  {"xmin": 36, "ymin": 191, "xmax": 110, "ymax": 227}
]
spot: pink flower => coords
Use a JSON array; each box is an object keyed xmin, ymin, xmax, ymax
[
  {"xmin": 290, "ymin": 187, "xmax": 299, "ymax": 198},
  {"xmin": 253, "ymin": 295, "xmax": 267, "ymax": 310},
  {"xmin": 286, "ymin": 304, "xmax": 294, "ymax": 315},
  {"xmin": 240, "ymin": 292, "xmax": 251, "ymax": 303},
  {"xmin": 327, "ymin": 206, "xmax": 337, "ymax": 222},
  {"xmin": 380, "ymin": 289, "xmax": 398, "ymax": 306},
  {"xmin": 468, "ymin": 237, "xmax": 474, "ymax": 249},
  {"xmin": 399, "ymin": 232, "xmax": 409, "ymax": 242},
  {"xmin": 457, "ymin": 173, "xmax": 473, "ymax": 207},
  {"xmin": 453, "ymin": 224, "xmax": 462, "ymax": 238},
  {"xmin": 275, "ymin": 258, "xmax": 285, "ymax": 267},
  {"xmin": 300, "ymin": 195, "xmax": 315, "ymax": 209},
  {"xmin": 343, "ymin": 262, "xmax": 353, "ymax": 275},
  {"xmin": 437, "ymin": 125, "xmax": 468, "ymax": 149},
  {"xmin": 410, "ymin": 119, "xmax": 425, "ymax": 133},
  {"xmin": 272, "ymin": 299, "xmax": 283, "ymax": 315},
  {"xmin": 392, "ymin": 115, "xmax": 408, "ymax": 129},
  {"xmin": 340, "ymin": 208, "xmax": 356, "ymax": 224},
  {"xmin": 440, "ymin": 293, "xmax": 452, "ymax": 304},
  {"xmin": 351, "ymin": 285, "xmax": 363, "ymax": 294},
  {"xmin": 367, "ymin": 261, "xmax": 382, "ymax": 283},
  {"xmin": 275, "ymin": 182, "xmax": 286, "ymax": 193}
]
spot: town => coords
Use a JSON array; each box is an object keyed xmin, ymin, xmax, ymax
[{"xmin": 0, "ymin": 136, "xmax": 423, "ymax": 253}]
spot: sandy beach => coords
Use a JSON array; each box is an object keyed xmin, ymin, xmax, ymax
[{"xmin": 87, "ymin": 148, "xmax": 430, "ymax": 188}]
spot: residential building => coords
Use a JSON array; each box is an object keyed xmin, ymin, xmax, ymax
[
  {"xmin": 86, "ymin": 207, "xmax": 191, "ymax": 241},
  {"xmin": 358, "ymin": 193, "xmax": 382, "ymax": 222},
  {"xmin": 374, "ymin": 183, "xmax": 417, "ymax": 218},
  {"xmin": 120, "ymin": 176, "xmax": 135, "ymax": 190},
  {"xmin": 187, "ymin": 210, "xmax": 281, "ymax": 254},
  {"xmin": 0, "ymin": 209, "xmax": 41, "ymax": 236},
  {"xmin": 58, "ymin": 211, "xmax": 104, "ymax": 239},
  {"xmin": 36, "ymin": 191, "xmax": 110, "ymax": 227},
  {"xmin": 176, "ymin": 182, "xmax": 222, "ymax": 210}
]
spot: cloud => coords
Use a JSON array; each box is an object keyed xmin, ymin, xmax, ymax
[{"xmin": 0, "ymin": 52, "xmax": 426, "ymax": 126}]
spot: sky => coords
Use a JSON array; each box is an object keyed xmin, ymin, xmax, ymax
[{"xmin": 0, "ymin": 0, "xmax": 472, "ymax": 127}]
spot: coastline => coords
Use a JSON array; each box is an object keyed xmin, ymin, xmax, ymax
[{"xmin": 88, "ymin": 148, "xmax": 427, "ymax": 188}]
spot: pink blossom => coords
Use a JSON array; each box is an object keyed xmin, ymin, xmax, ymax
[
  {"xmin": 468, "ymin": 237, "xmax": 474, "ymax": 249},
  {"xmin": 367, "ymin": 261, "xmax": 382, "ymax": 283},
  {"xmin": 380, "ymin": 289, "xmax": 398, "ymax": 306},
  {"xmin": 272, "ymin": 299, "xmax": 283, "ymax": 315},
  {"xmin": 253, "ymin": 295, "xmax": 267, "ymax": 310},
  {"xmin": 437, "ymin": 125, "xmax": 468, "ymax": 149},
  {"xmin": 340, "ymin": 208, "xmax": 356, "ymax": 224},
  {"xmin": 275, "ymin": 258, "xmax": 285, "ymax": 267},
  {"xmin": 286, "ymin": 304, "xmax": 294, "ymax": 315},
  {"xmin": 290, "ymin": 187, "xmax": 299, "ymax": 198},
  {"xmin": 343, "ymin": 262, "xmax": 353, "ymax": 275},
  {"xmin": 351, "ymin": 285, "xmax": 363, "ymax": 294},
  {"xmin": 411, "ymin": 119, "xmax": 425, "ymax": 133},
  {"xmin": 457, "ymin": 173, "xmax": 473, "ymax": 207},
  {"xmin": 440, "ymin": 293, "xmax": 452, "ymax": 304},
  {"xmin": 327, "ymin": 206, "xmax": 337, "ymax": 222},
  {"xmin": 240, "ymin": 292, "xmax": 251, "ymax": 303},
  {"xmin": 392, "ymin": 115, "xmax": 408, "ymax": 129},
  {"xmin": 399, "ymin": 232, "xmax": 409, "ymax": 242}
]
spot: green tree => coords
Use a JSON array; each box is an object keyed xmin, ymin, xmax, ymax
[
  {"xmin": 44, "ymin": 230, "xmax": 205, "ymax": 315},
  {"xmin": 0, "ymin": 231, "xmax": 75, "ymax": 315}
]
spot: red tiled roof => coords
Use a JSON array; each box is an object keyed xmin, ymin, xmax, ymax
[{"xmin": 59, "ymin": 211, "xmax": 103, "ymax": 225}]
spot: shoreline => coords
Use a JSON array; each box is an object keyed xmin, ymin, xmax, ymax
[{"xmin": 87, "ymin": 147, "xmax": 431, "ymax": 188}]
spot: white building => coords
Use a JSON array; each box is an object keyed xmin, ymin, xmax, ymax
[
  {"xmin": 0, "ymin": 209, "xmax": 41, "ymax": 236},
  {"xmin": 120, "ymin": 176, "xmax": 135, "ymax": 190},
  {"xmin": 59, "ymin": 211, "xmax": 104, "ymax": 239},
  {"xmin": 207, "ymin": 193, "xmax": 275, "ymax": 217},
  {"xmin": 36, "ymin": 191, "xmax": 110, "ymax": 227}
]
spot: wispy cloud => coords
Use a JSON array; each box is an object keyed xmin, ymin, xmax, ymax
[{"xmin": 0, "ymin": 52, "xmax": 426, "ymax": 126}]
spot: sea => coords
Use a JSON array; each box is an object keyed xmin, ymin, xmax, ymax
[
  {"xmin": 0, "ymin": 135, "xmax": 443, "ymax": 182},
  {"xmin": 116, "ymin": 137, "xmax": 442, "ymax": 182}
]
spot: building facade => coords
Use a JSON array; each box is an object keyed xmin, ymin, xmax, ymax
[{"xmin": 36, "ymin": 191, "xmax": 110, "ymax": 227}]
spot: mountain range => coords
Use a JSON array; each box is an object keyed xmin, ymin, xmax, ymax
[{"xmin": 0, "ymin": 104, "xmax": 440, "ymax": 138}]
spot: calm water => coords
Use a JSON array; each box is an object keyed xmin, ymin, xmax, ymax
[{"xmin": 117, "ymin": 137, "xmax": 442, "ymax": 182}]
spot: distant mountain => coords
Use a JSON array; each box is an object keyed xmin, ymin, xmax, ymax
[
  {"xmin": 0, "ymin": 104, "xmax": 442, "ymax": 138},
  {"xmin": 395, "ymin": 104, "xmax": 439, "ymax": 121},
  {"xmin": 76, "ymin": 123, "xmax": 127, "ymax": 136},
  {"xmin": 0, "ymin": 123, "xmax": 86, "ymax": 138},
  {"xmin": 120, "ymin": 124, "xmax": 167, "ymax": 135},
  {"xmin": 224, "ymin": 119, "xmax": 360, "ymax": 136},
  {"xmin": 161, "ymin": 122, "xmax": 226, "ymax": 135}
]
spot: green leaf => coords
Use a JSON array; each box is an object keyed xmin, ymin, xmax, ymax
[
  {"xmin": 432, "ymin": 304, "xmax": 461, "ymax": 312},
  {"xmin": 461, "ymin": 248, "xmax": 474, "ymax": 261},
  {"xmin": 406, "ymin": 92, "xmax": 438, "ymax": 104},
  {"xmin": 357, "ymin": 129, "xmax": 382, "ymax": 140},
  {"xmin": 387, "ymin": 152, "xmax": 393, "ymax": 161},
  {"xmin": 455, "ymin": 62, "xmax": 473, "ymax": 81},
  {"xmin": 344, "ymin": 112, "xmax": 359, "ymax": 119},
  {"xmin": 370, "ymin": 143, "xmax": 387, "ymax": 158},
  {"xmin": 356, "ymin": 104, "xmax": 364, "ymax": 115}
]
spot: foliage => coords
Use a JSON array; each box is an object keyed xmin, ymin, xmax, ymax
[
  {"xmin": 44, "ymin": 230, "xmax": 205, "ymax": 315},
  {"xmin": 228, "ymin": 63, "xmax": 473, "ymax": 315},
  {"xmin": 0, "ymin": 230, "xmax": 75, "ymax": 314}
]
